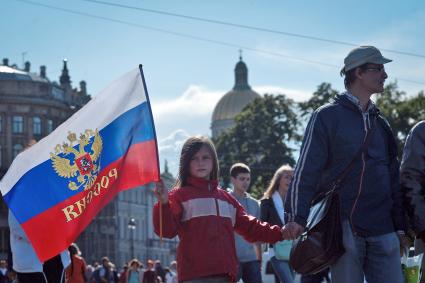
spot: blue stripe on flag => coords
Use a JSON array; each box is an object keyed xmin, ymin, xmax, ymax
[{"xmin": 4, "ymin": 102, "xmax": 155, "ymax": 223}]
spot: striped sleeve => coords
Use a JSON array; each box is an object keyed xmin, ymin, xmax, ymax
[{"xmin": 284, "ymin": 109, "xmax": 329, "ymax": 227}]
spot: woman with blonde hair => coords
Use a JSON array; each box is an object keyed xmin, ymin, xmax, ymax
[{"xmin": 260, "ymin": 165, "xmax": 294, "ymax": 283}]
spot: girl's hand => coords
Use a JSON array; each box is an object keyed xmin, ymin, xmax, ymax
[{"xmin": 154, "ymin": 179, "xmax": 169, "ymax": 204}]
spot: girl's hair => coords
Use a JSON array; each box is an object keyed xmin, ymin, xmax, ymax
[
  {"xmin": 262, "ymin": 164, "xmax": 293, "ymax": 199},
  {"xmin": 175, "ymin": 136, "xmax": 219, "ymax": 187}
]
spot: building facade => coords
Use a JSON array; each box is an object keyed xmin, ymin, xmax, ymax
[
  {"xmin": 0, "ymin": 58, "xmax": 90, "ymax": 259},
  {"xmin": 211, "ymin": 56, "xmax": 260, "ymax": 138}
]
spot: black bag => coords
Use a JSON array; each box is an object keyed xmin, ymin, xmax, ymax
[
  {"xmin": 289, "ymin": 183, "xmax": 344, "ymax": 274},
  {"xmin": 289, "ymin": 118, "xmax": 375, "ymax": 275}
]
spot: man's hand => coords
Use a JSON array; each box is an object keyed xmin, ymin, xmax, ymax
[
  {"xmin": 281, "ymin": 221, "xmax": 305, "ymax": 240},
  {"xmin": 154, "ymin": 179, "xmax": 169, "ymax": 204}
]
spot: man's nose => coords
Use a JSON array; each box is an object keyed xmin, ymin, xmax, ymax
[{"xmin": 383, "ymin": 71, "xmax": 388, "ymax": 79}]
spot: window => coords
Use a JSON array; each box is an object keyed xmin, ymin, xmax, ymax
[
  {"xmin": 47, "ymin": 119, "xmax": 53, "ymax": 134},
  {"xmin": 12, "ymin": 116, "xmax": 24, "ymax": 133},
  {"xmin": 13, "ymin": 144, "xmax": 23, "ymax": 158},
  {"xmin": 33, "ymin": 117, "xmax": 42, "ymax": 135}
]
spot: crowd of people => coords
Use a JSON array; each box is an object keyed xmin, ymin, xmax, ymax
[
  {"xmin": 3, "ymin": 45, "xmax": 425, "ymax": 283},
  {"xmin": 1, "ymin": 243, "xmax": 177, "ymax": 283},
  {"xmin": 65, "ymin": 245, "xmax": 178, "ymax": 283}
]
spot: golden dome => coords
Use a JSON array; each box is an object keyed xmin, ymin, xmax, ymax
[
  {"xmin": 212, "ymin": 88, "xmax": 260, "ymax": 121},
  {"xmin": 211, "ymin": 56, "xmax": 260, "ymax": 138}
]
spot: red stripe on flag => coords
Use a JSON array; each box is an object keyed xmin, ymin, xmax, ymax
[{"xmin": 21, "ymin": 140, "xmax": 159, "ymax": 261}]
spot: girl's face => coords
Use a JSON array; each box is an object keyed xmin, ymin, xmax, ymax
[
  {"xmin": 189, "ymin": 145, "xmax": 213, "ymax": 180},
  {"xmin": 278, "ymin": 170, "xmax": 294, "ymax": 196}
]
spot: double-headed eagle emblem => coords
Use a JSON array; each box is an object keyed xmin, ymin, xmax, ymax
[{"xmin": 50, "ymin": 129, "xmax": 103, "ymax": 191}]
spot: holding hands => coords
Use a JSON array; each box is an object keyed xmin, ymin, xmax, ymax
[
  {"xmin": 154, "ymin": 179, "xmax": 169, "ymax": 204},
  {"xmin": 281, "ymin": 221, "xmax": 304, "ymax": 240}
]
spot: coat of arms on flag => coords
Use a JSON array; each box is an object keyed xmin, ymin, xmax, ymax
[{"xmin": 50, "ymin": 129, "xmax": 103, "ymax": 191}]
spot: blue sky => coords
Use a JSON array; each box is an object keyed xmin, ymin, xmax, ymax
[{"xmin": 2, "ymin": 0, "xmax": 425, "ymax": 173}]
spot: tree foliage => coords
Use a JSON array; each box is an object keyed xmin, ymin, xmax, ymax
[
  {"xmin": 298, "ymin": 83, "xmax": 339, "ymax": 117},
  {"xmin": 214, "ymin": 94, "xmax": 299, "ymax": 199},
  {"xmin": 374, "ymin": 82, "xmax": 425, "ymax": 156}
]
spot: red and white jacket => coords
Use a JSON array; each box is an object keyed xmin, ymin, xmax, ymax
[{"xmin": 153, "ymin": 177, "xmax": 284, "ymax": 282}]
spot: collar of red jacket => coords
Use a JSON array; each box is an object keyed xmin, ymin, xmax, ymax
[{"xmin": 186, "ymin": 176, "xmax": 219, "ymax": 190}]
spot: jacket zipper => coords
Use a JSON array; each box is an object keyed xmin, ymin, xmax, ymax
[{"xmin": 349, "ymin": 112, "xmax": 369, "ymax": 235}]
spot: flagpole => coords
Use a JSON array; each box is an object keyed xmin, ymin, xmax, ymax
[
  {"xmin": 138, "ymin": 64, "xmax": 161, "ymax": 180},
  {"xmin": 138, "ymin": 64, "xmax": 163, "ymax": 244}
]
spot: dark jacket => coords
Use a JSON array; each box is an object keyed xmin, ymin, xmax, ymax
[
  {"xmin": 260, "ymin": 197, "xmax": 284, "ymax": 249},
  {"xmin": 401, "ymin": 121, "xmax": 425, "ymax": 235},
  {"xmin": 260, "ymin": 197, "xmax": 283, "ymax": 227},
  {"xmin": 284, "ymin": 94, "xmax": 406, "ymax": 237}
]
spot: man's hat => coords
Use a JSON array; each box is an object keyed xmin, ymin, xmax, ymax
[{"xmin": 340, "ymin": 46, "xmax": 392, "ymax": 76}]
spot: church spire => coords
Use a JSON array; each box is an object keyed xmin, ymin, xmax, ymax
[
  {"xmin": 233, "ymin": 50, "xmax": 250, "ymax": 91},
  {"xmin": 60, "ymin": 59, "xmax": 71, "ymax": 88}
]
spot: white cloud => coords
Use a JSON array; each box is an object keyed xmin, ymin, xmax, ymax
[
  {"xmin": 152, "ymin": 85, "xmax": 224, "ymax": 120},
  {"xmin": 158, "ymin": 129, "xmax": 191, "ymax": 176},
  {"xmin": 151, "ymin": 85, "xmax": 225, "ymax": 141}
]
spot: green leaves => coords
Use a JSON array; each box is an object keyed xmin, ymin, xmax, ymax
[{"xmin": 298, "ymin": 83, "xmax": 339, "ymax": 118}]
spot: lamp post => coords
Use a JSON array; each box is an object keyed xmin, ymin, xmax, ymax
[{"xmin": 128, "ymin": 218, "xmax": 136, "ymax": 259}]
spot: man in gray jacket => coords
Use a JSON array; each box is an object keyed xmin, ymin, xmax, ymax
[{"xmin": 401, "ymin": 121, "xmax": 425, "ymax": 241}]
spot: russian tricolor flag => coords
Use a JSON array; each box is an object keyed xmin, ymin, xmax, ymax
[{"xmin": 0, "ymin": 66, "xmax": 160, "ymax": 261}]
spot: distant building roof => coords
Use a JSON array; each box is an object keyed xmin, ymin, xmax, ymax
[{"xmin": 0, "ymin": 65, "xmax": 49, "ymax": 83}]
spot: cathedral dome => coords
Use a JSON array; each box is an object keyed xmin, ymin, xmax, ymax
[
  {"xmin": 212, "ymin": 88, "xmax": 260, "ymax": 121},
  {"xmin": 211, "ymin": 56, "xmax": 260, "ymax": 138}
]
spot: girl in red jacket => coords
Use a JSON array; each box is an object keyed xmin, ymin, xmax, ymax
[{"xmin": 153, "ymin": 136, "xmax": 285, "ymax": 283}]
